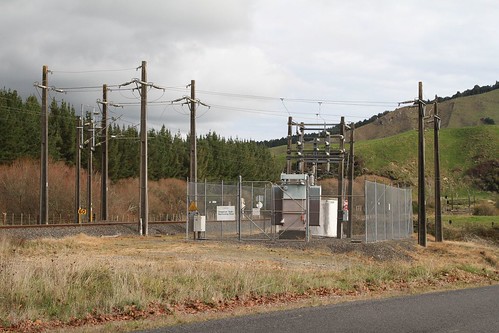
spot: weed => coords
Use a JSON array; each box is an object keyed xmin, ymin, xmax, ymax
[{"xmin": 457, "ymin": 264, "xmax": 483, "ymax": 275}]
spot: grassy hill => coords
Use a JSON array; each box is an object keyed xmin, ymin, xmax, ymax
[
  {"xmin": 271, "ymin": 125, "xmax": 499, "ymax": 195},
  {"xmin": 355, "ymin": 89, "xmax": 499, "ymax": 141},
  {"xmin": 356, "ymin": 125, "xmax": 498, "ymax": 186}
]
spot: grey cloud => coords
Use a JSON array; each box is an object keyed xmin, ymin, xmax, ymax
[{"xmin": 1, "ymin": 0, "xmax": 499, "ymax": 140}]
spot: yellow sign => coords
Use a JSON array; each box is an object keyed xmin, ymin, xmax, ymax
[
  {"xmin": 188, "ymin": 201, "xmax": 198, "ymax": 212},
  {"xmin": 78, "ymin": 208, "xmax": 87, "ymax": 215}
]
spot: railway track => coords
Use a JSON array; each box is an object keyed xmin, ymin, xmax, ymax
[
  {"xmin": 0, "ymin": 221, "xmax": 186, "ymax": 239},
  {"xmin": 0, "ymin": 220, "xmax": 184, "ymax": 229}
]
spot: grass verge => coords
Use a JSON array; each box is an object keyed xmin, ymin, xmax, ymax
[{"xmin": 0, "ymin": 234, "xmax": 497, "ymax": 332}]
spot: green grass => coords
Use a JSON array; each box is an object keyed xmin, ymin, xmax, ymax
[
  {"xmin": 356, "ymin": 131, "xmax": 417, "ymax": 170},
  {"xmin": 426, "ymin": 214, "xmax": 498, "ymax": 243},
  {"xmin": 439, "ymin": 215, "xmax": 497, "ymax": 228},
  {"xmin": 436, "ymin": 126, "xmax": 499, "ymax": 171},
  {"xmin": 355, "ymin": 131, "xmax": 418, "ymax": 183},
  {"xmin": 269, "ymin": 145, "xmax": 288, "ymax": 169},
  {"xmin": 355, "ymin": 125, "xmax": 498, "ymax": 180}
]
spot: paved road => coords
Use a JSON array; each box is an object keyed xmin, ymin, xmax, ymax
[{"xmin": 136, "ymin": 285, "xmax": 499, "ymax": 333}]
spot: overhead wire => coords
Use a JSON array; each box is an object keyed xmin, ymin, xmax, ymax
[
  {"xmin": 280, "ymin": 98, "xmax": 291, "ymax": 116},
  {"xmin": 18, "ymin": 87, "xmax": 381, "ymax": 127},
  {"xmin": 206, "ymin": 103, "xmax": 369, "ymax": 119},
  {"xmin": 49, "ymin": 67, "xmax": 137, "ymax": 74},
  {"xmin": 317, "ymin": 101, "xmax": 327, "ymax": 124},
  {"xmin": 34, "ymin": 80, "xmax": 400, "ymax": 123},
  {"xmin": 27, "ymin": 79, "xmax": 401, "ymax": 136},
  {"xmin": 171, "ymin": 103, "xmax": 190, "ymax": 116},
  {"xmin": 45, "ymin": 80, "xmax": 399, "ymax": 109},
  {"xmin": 196, "ymin": 105, "xmax": 211, "ymax": 119},
  {"xmin": 0, "ymin": 104, "xmax": 41, "ymax": 115},
  {"xmin": 195, "ymin": 89, "xmax": 399, "ymax": 107}
]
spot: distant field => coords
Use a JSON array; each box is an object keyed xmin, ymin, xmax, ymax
[
  {"xmin": 440, "ymin": 215, "xmax": 497, "ymax": 228},
  {"xmin": 424, "ymin": 214, "xmax": 498, "ymax": 244}
]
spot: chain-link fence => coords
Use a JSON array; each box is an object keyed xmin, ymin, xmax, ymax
[
  {"xmin": 187, "ymin": 178, "xmax": 414, "ymax": 243},
  {"xmin": 186, "ymin": 177, "xmax": 366, "ymax": 242},
  {"xmin": 2, "ymin": 178, "xmax": 412, "ymax": 245},
  {"xmin": 364, "ymin": 180, "xmax": 413, "ymax": 242}
]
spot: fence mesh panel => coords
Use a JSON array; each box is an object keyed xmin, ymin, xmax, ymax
[{"xmin": 365, "ymin": 181, "xmax": 413, "ymax": 243}]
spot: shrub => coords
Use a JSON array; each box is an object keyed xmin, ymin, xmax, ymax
[
  {"xmin": 482, "ymin": 117, "xmax": 495, "ymax": 125},
  {"xmin": 472, "ymin": 203, "xmax": 496, "ymax": 216},
  {"xmin": 466, "ymin": 160, "xmax": 499, "ymax": 192}
]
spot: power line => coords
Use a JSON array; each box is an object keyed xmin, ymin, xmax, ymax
[
  {"xmin": 195, "ymin": 88, "xmax": 399, "ymax": 107},
  {"xmin": 206, "ymin": 103, "xmax": 370, "ymax": 119},
  {"xmin": 49, "ymin": 68, "xmax": 138, "ymax": 74},
  {"xmin": 1, "ymin": 93, "xmax": 379, "ymax": 128},
  {"xmin": 45, "ymin": 81, "xmax": 399, "ymax": 108},
  {"xmin": 281, "ymin": 98, "xmax": 291, "ymax": 116}
]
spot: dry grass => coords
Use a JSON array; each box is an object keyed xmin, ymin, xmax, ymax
[{"xmin": 0, "ymin": 234, "xmax": 497, "ymax": 332}]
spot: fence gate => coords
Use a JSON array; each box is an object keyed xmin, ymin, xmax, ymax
[
  {"xmin": 186, "ymin": 179, "xmax": 278, "ymax": 240},
  {"xmin": 239, "ymin": 180, "xmax": 276, "ymax": 240}
]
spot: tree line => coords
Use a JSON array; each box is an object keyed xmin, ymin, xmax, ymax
[
  {"xmin": 436, "ymin": 81, "xmax": 499, "ymax": 103},
  {"xmin": 0, "ymin": 88, "xmax": 282, "ymax": 182}
]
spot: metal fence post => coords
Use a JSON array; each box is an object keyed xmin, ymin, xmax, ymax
[
  {"xmin": 367, "ymin": 182, "xmax": 370, "ymax": 241},
  {"xmin": 186, "ymin": 177, "xmax": 189, "ymax": 240},
  {"xmin": 240, "ymin": 175, "xmax": 243, "ymax": 241},
  {"xmin": 374, "ymin": 181, "xmax": 378, "ymax": 242},
  {"xmin": 306, "ymin": 177, "xmax": 310, "ymax": 243}
]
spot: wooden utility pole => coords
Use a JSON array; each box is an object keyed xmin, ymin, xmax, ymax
[
  {"xmin": 189, "ymin": 79, "xmax": 199, "ymax": 217},
  {"xmin": 434, "ymin": 96, "xmax": 443, "ymax": 242},
  {"xmin": 337, "ymin": 116, "xmax": 345, "ymax": 239},
  {"xmin": 101, "ymin": 84, "xmax": 109, "ymax": 221},
  {"xmin": 75, "ymin": 116, "xmax": 81, "ymax": 223},
  {"xmin": 190, "ymin": 79, "xmax": 197, "ymax": 192},
  {"xmin": 347, "ymin": 123, "xmax": 355, "ymax": 238},
  {"xmin": 189, "ymin": 79, "xmax": 199, "ymax": 239},
  {"xmin": 140, "ymin": 61, "xmax": 148, "ymax": 236},
  {"xmin": 87, "ymin": 110, "xmax": 94, "ymax": 223},
  {"xmin": 417, "ymin": 81, "xmax": 427, "ymax": 246},
  {"xmin": 39, "ymin": 65, "xmax": 49, "ymax": 224}
]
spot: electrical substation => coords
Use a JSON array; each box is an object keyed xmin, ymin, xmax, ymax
[
  {"xmin": 31, "ymin": 62, "xmax": 413, "ymax": 244},
  {"xmin": 187, "ymin": 115, "xmax": 356, "ymax": 242},
  {"xmin": 271, "ymin": 116, "xmax": 354, "ymax": 240}
]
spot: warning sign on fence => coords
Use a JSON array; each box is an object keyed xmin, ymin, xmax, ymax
[{"xmin": 216, "ymin": 206, "xmax": 235, "ymax": 221}]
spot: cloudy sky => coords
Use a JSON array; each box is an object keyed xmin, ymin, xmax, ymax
[{"xmin": 1, "ymin": 0, "xmax": 498, "ymax": 140}]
